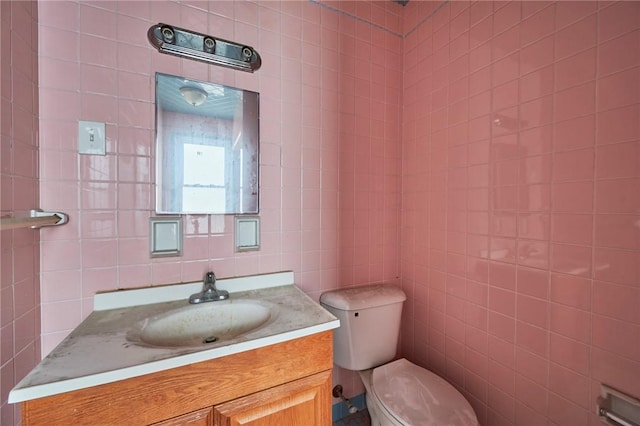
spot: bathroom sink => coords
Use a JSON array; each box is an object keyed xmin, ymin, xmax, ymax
[{"xmin": 131, "ymin": 300, "xmax": 272, "ymax": 348}]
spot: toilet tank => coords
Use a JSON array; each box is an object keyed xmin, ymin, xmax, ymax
[{"xmin": 320, "ymin": 284, "xmax": 406, "ymax": 371}]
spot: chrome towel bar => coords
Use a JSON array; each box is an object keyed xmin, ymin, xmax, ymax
[{"xmin": 0, "ymin": 209, "xmax": 68, "ymax": 231}]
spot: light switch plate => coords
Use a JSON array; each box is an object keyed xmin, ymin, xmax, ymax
[{"xmin": 78, "ymin": 120, "xmax": 106, "ymax": 155}]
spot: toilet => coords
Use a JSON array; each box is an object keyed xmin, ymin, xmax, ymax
[{"xmin": 320, "ymin": 284, "xmax": 478, "ymax": 426}]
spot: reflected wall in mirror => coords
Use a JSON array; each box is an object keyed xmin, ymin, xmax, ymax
[{"xmin": 155, "ymin": 73, "xmax": 259, "ymax": 214}]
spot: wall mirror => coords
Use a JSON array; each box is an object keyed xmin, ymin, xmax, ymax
[{"xmin": 155, "ymin": 73, "xmax": 259, "ymax": 214}]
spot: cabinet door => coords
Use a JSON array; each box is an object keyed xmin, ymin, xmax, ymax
[
  {"xmin": 152, "ymin": 407, "xmax": 214, "ymax": 426},
  {"xmin": 213, "ymin": 370, "xmax": 332, "ymax": 426}
]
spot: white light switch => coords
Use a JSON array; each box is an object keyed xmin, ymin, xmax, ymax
[{"xmin": 78, "ymin": 120, "xmax": 106, "ymax": 155}]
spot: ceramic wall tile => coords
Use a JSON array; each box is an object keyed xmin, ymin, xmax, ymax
[{"xmin": 401, "ymin": 2, "xmax": 640, "ymax": 423}]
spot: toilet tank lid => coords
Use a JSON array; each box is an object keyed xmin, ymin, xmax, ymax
[{"xmin": 320, "ymin": 284, "xmax": 406, "ymax": 311}]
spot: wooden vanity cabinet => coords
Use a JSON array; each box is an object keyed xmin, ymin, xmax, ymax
[
  {"xmin": 153, "ymin": 371, "xmax": 332, "ymax": 426},
  {"xmin": 153, "ymin": 407, "xmax": 215, "ymax": 426},
  {"xmin": 21, "ymin": 331, "xmax": 333, "ymax": 426},
  {"xmin": 213, "ymin": 370, "xmax": 331, "ymax": 426}
]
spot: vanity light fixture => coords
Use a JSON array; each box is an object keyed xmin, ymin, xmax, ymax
[
  {"xmin": 148, "ymin": 23, "xmax": 261, "ymax": 73},
  {"xmin": 179, "ymin": 86, "xmax": 208, "ymax": 107}
]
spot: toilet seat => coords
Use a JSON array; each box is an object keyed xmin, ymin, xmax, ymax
[{"xmin": 370, "ymin": 359, "xmax": 478, "ymax": 426}]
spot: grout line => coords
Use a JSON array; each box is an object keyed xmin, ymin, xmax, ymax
[{"xmin": 589, "ymin": 0, "xmax": 601, "ymax": 374}]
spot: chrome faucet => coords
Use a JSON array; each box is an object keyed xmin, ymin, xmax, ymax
[{"xmin": 189, "ymin": 272, "xmax": 229, "ymax": 304}]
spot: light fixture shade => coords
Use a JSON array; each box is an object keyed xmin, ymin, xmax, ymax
[{"xmin": 179, "ymin": 86, "xmax": 208, "ymax": 106}]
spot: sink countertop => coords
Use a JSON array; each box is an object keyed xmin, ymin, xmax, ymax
[{"xmin": 9, "ymin": 271, "xmax": 339, "ymax": 403}]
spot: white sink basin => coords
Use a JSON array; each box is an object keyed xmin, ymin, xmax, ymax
[{"xmin": 131, "ymin": 300, "xmax": 272, "ymax": 347}]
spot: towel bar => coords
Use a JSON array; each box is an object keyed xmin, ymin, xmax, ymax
[{"xmin": 0, "ymin": 210, "xmax": 68, "ymax": 231}]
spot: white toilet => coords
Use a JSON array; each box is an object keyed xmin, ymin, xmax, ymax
[{"xmin": 320, "ymin": 284, "xmax": 478, "ymax": 426}]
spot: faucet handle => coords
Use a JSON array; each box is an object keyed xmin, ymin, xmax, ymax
[{"xmin": 190, "ymin": 271, "xmax": 228, "ymax": 303}]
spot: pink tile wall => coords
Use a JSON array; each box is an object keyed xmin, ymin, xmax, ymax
[
  {"xmin": 0, "ymin": 1, "xmax": 40, "ymax": 424},
  {"xmin": 315, "ymin": 0, "xmax": 405, "ymax": 399},
  {"xmin": 401, "ymin": 1, "xmax": 640, "ymax": 425},
  {"xmin": 28, "ymin": 1, "xmax": 640, "ymax": 422},
  {"xmin": 36, "ymin": 0, "xmax": 403, "ymax": 382}
]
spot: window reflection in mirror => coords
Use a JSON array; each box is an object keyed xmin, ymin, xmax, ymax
[{"xmin": 155, "ymin": 73, "xmax": 259, "ymax": 214}]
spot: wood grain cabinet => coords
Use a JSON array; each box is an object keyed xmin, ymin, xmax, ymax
[
  {"xmin": 21, "ymin": 331, "xmax": 333, "ymax": 426},
  {"xmin": 213, "ymin": 370, "xmax": 331, "ymax": 426},
  {"xmin": 153, "ymin": 371, "xmax": 331, "ymax": 426},
  {"xmin": 153, "ymin": 407, "xmax": 215, "ymax": 426}
]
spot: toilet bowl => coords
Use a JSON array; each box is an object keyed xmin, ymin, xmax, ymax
[
  {"xmin": 320, "ymin": 284, "xmax": 478, "ymax": 426},
  {"xmin": 360, "ymin": 359, "xmax": 478, "ymax": 426}
]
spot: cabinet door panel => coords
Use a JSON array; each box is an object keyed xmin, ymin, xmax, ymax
[
  {"xmin": 214, "ymin": 371, "xmax": 332, "ymax": 426},
  {"xmin": 152, "ymin": 407, "xmax": 214, "ymax": 426}
]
